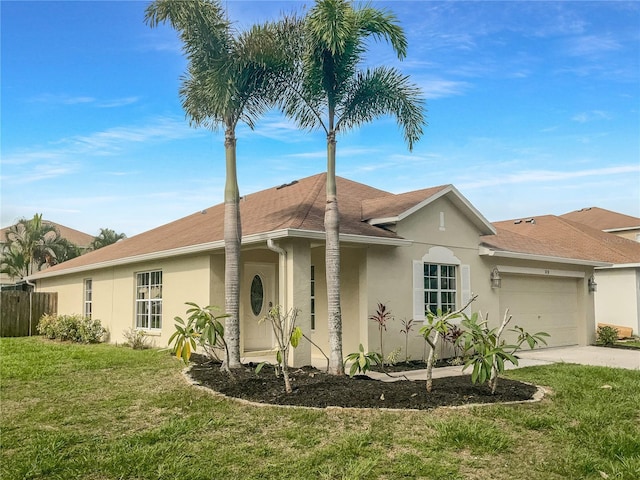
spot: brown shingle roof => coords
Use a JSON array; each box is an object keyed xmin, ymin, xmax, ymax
[
  {"xmin": 482, "ymin": 215, "xmax": 640, "ymax": 264},
  {"xmin": 33, "ymin": 174, "xmax": 407, "ymax": 275},
  {"xmin": 560, "ymin": 207, "xmax": 640, "ymax": 231},
  {"xmin": 361, "ymin": 185, "xmax": 449, "ymax": 220}
]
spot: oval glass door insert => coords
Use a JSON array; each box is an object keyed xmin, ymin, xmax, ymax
[{"xmin": 250, "ymin": 275, "xmax": 264, "ymax": 316}]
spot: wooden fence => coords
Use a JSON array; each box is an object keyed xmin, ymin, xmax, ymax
[{"xmin": 0, "ymin": 291, "xmax": 58, "ymax": 337}]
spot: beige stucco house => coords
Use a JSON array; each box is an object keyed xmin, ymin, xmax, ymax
[
  {"xmin": 560, "ymin": 207, "xmax": 640, "ymax": 336},
  {"xmin": 28, "ymin": 174, "xmax": 612, "ymax": 366}
]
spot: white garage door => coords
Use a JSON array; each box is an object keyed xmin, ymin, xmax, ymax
[{"xmin": 499, "ymin": 275, "xmax": 578, "ymax": 348}]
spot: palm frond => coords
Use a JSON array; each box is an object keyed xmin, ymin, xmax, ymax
[
  {"xmin": 354, "ymin": 4, "xmax": 407, "ymax": 59},
  {"xmin": 336, "ymin": 67, "xmax": 426, "ymax": 150}
]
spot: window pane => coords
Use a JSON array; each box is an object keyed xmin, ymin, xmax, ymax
[{"xmin": 250, "ymin": 275, "xmax": 264, "ymax": 316}]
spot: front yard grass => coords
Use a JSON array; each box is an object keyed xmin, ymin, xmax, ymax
[{"xmin": 1, "ymin": 337, "xmax": 639, "ymax": 480}]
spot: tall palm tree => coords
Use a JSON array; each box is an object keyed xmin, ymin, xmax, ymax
[
  {"xmin": 145, "ymin": 0, "xmax": 276, "ymax": 368},
  {"xmin": 89, "ymin": 228, "xmax": 127, "ymax": 251},
  {"xmin": 276, "ymin": 0, "xmax": 425, "ymax": 374}
]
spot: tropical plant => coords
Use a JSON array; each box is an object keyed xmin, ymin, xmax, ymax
[
  {"xmin": 145, "ymin": 0, "xmax": 279, "ymax": 368},
  {"xmin": 369, "ymin": 302, "xmax": 393, "ymax": 370},
  {"xmin": 399, "ymin": 318, "xmax": 414, "ymax": 363},
  {"xmin": 344, "ymin": 344, "xmax": 382, "ymax": 378},
  {"xmin": 256, "ymin": 306, "xmax": 302, "ymax": 394},
  {"xmin": 457, "ymin": 309, "xmax": 550, "ymax": 394},
  {"xmin": 419, "ymin": 295, "xmax": 477, "ymax": 393},
  {"xmin": 596, "ymin": 325, "xmax": 618, "ymax": 346},
  {"xmin": 89, "ymin": 228, "xmax": 126, "ymax": 250},
  {"xmin": 274, "ymin": 0, "xmax": 425, "ymax": 374},
  {"xmin": 1, "ymin": 214, "xmax": 80, "ymax": 279},
  {"xmin": 168, "ymin": 302, "xmax": 230, "ymax": 367}
]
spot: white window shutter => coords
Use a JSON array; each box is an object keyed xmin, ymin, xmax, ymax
[
  {"xmin": 460, "ymin": 264, "xmax": 471, "ymax": 315},
  {"xmin": 413, "ymin": 260, "xmax": 425, "ymax": 321}
]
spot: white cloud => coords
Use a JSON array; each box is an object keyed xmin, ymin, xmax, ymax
[
  {"xmin": 571, "ymin": 110, "xmax": 612, "ymax": 123},
  {"xmin": 97, "ymin": 97, "xmax": 140, "ymax": 108},
  {"xmin": 1, "ymin": 117, "xmax": 201, "ymax": 183},
  {"xmin": 417, "ymin": 78, "xmax": 471, "ymax": 99},
  {"xmin": 566, "ymin": 34, "xmax": 622, "ymax": 57},
  {"xmin": 30, "ymin": 94, "xmax": 95, "ymax": 105},
  {"xmin": 459, "ymin": 165, "xmax": 640, "ymax": 190}
]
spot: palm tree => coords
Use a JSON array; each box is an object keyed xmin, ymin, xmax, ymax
[
  {"xmin": 0, "ymin": 244, "xmax": 29, "ymax": 281},
  {"xmin": 276, "ymin": 0, "xmax": 425, "ymax": 374},
  {"xmin": 145, "ymin": 0, "xmax": 276, "ymax": 368},
  {"xmin": 0, "ymin": 214, "xmax": 78, "ymax": 279},
  {"xmin": 89, "ymin": 228, "xmax": 126, "ymax": 251}
]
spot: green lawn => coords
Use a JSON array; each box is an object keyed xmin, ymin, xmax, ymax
[{"xmin": 1, "ymin": 337, "xmax": 639, "ymax": 480}]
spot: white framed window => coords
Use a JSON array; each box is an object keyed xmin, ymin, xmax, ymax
[
  {"xmin": 136, "ymin": 270, "xmax": 162, "ymax": 330},
  {"xmin": 310, "ymin": 265, "xmax": 315, "ymax": 330},
  {"xmin": 413, "ymin": 247, "xmax": 470, "ymax": 321},
  {"xmin": 423, "ymin": 263, "xmax": 456, "ymax": 315},
  {"xmin": 83, "ymin": 279, "xmax": 92, "ymax": 319}
]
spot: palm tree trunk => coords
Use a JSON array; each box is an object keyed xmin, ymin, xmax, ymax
[
  {"xmin": 224, "ymin": 128, "xmax": 242, "ymax": 369},
  {"xmin": 325, "ymin": 131, "xmax": 344, "ymax": 375}
]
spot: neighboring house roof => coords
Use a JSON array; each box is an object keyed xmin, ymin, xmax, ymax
[
  {"xmin": 0, "ymin": 220, "xmax": 93, "ymax": 248},
  {"xmin": 560, "ymin": 207, "xmax": 640, "ymax": 233},
  {"xmin": 481, "ymin": 215, "xmax": 640, "ymax": 266}
]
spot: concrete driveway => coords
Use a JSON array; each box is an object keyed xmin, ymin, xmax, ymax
[{"xmin": 517, "ymin": 345, "xmax": 640, "ymax": 371}]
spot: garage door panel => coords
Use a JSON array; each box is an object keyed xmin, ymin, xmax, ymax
[{"xmin": 499, "ymin": 275, "xmax": 578, "ymax": 348}]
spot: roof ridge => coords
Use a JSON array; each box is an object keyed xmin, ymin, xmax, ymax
[{"xmin": 289, "ymin": 173, "xmax": 327, "ymax": 230}]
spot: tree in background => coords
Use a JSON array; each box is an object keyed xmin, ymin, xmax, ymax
[
  {"xmin": 145, "ymin": 0, "xmax": 280, "ymax": 368},
  {"xmin": 275, "ymin": 0, "xmax": 425, "ymax": 374},
  {"xmin": 0, "ymin": 214, "xmax": 80, "ymax": 280},
  {"xmin": 89, "ymin": 228, "xmax": 127, "ymax": 251}
]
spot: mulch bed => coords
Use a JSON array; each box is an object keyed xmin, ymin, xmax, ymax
[{"xmin": 187, "ymin": 354, "xmax": 539, "ymax": 410}]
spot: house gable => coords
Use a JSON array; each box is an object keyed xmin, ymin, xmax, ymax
[{"xmin": 363, "ymin": 185, "xmax": 496, "ymax": 236}]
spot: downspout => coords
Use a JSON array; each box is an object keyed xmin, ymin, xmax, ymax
[{"xmin": 267, "ymin": 239, "xmax": 287, "ymax": 310}]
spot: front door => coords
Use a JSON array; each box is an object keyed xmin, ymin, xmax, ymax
[{"xmin": 242, "ymin": 263, "xmax": 275, "ymax": 351}]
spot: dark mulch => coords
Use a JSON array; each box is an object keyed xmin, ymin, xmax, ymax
[{"xmin": 187, "ymin": 354, "xmax": 539, "ymax": 410}]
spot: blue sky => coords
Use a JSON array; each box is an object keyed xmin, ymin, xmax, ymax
[{"xmin": 2, "ymin": 0, "xmax": 639, "ymax": 236}]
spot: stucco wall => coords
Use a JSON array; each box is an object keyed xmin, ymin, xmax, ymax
[
  {"xmin": 37, "ymin": 254, "xmax": 212, "ymax": 347},
  {"xmin": 595, "ymin": 267, "xmax": 640, "ymax": 336},
  {"xmin": 363, "ymin": 196, "xmax": 496, "ymax": 361}
]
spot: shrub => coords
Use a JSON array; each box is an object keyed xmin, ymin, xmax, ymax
[
  {"xmin": 123, "ymin": 328, "xmax": 151, "ymax": 350},
  {"xmin": 37, "ymin": 313, "xmax": 57, "ymax": 339},
  {"xmin": 37, "ymin": 314, "xmax": 106, "ymax": 343},
  {"xmin": 597, "ymin": 325, "xmax": 618, "ymax": 346}
]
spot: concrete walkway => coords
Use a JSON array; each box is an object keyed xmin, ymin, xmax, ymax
[
  {"xmin": 366, "ymin": 345, "xmax": 639, "ymax": 383},
  {"xmin": 245, "ymin": 345, "xmax": 639, "ymax": 383}
]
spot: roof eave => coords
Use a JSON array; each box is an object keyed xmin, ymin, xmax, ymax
[
  {"xmin": 28, "ymin": 228, "xmax": 411, "ymax": 280},
  {"xmin": 479, "ymin": 246, "xmax": 612, "ymax": 267},
  {"xmin": 603, "ymin": 226, "xmax": 640, "ymax": 233},
  {"xmin": 595, "ymin": 262, "xmax": 640, "ymax": 270}
]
